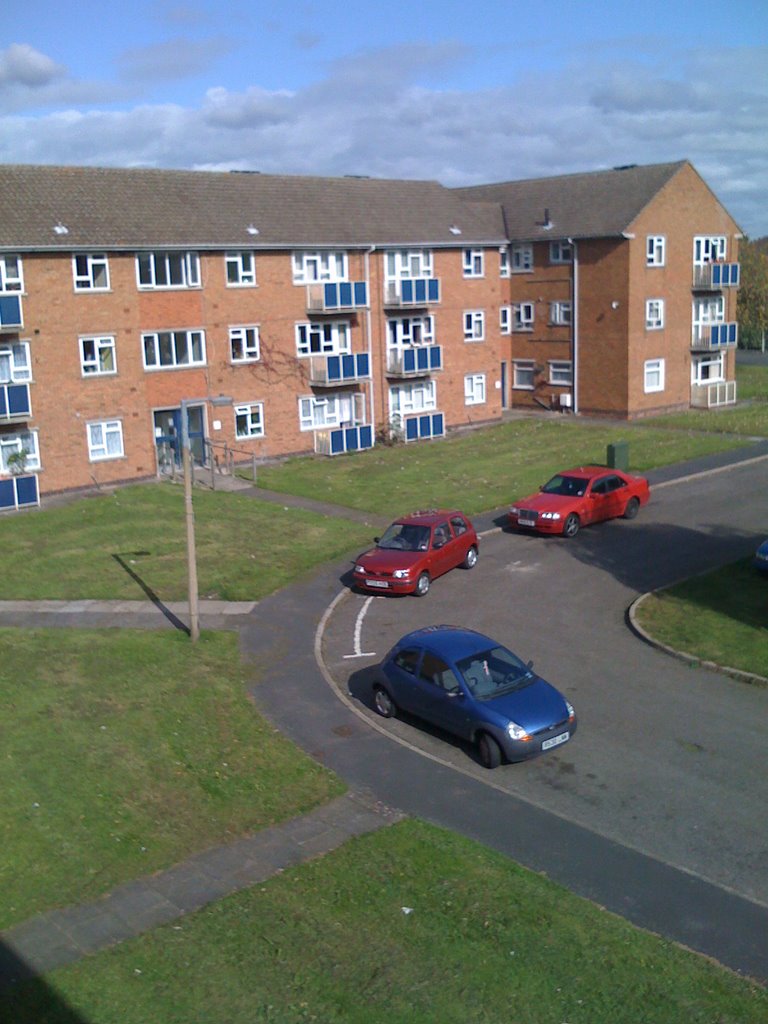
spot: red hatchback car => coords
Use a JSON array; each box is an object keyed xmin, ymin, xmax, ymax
[
  {"xmin": 509, "ymin": 466, "xmax": 650, "ymax": 538},
  {"xmin": 353, "ymin": 510, "xmax": 479, "ymax": 596}
]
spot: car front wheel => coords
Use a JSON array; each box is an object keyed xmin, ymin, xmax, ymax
[
  {"xmin": 373, "ymin": 685, "xmax": 396, "ymax": 718},
  {"xmin": 478, "ymin": 732, "xmax": 502, "ymax": 770},
  {"xmin": 414, "ymin": 572, "xmax": 431, "ymax": 597},
  {"xmin": 462, "ymin": 545, "xmax": 478, "ymax": 569},
  {"xmin": 562, "ymin": 513, "xmax": 580, "ymax": 538},
  {"xmin": 623, "ymin": 497, "xmax": 640, "ymax": 519}
]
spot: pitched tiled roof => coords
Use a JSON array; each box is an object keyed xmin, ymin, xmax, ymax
[
  {"xmin": 0, "ymin": 165, "xmax": 507, "ymax": 251},
  {"xmin": 455, "ymin": 161, "xmax": 689, "ymax": 241}
]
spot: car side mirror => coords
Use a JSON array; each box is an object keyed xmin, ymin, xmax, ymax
[
  {"xmin": 373, "ymin": 537, "xmax": 380, "ymax": 543},
  {"xmin": 527, "ymin": 659, "xmax": 534, "ymax": 669},
  {"xmin": 433, "ymin": 539, "xmax": 445, "ymax": 549}
]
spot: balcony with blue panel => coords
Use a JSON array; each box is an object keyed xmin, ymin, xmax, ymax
[
  {"xmin": 0, "ymin": 473, "xmax": 39, "ymax": 511},
  {"xmin": 691, "ymin": 322, "xmax": 738, "ymax": 349},
  {"xmin": 308, "ymin": 352, "xmax": 371, "ymax": 386},
  {"xmin": 383, "ymin": 278, "xmax": 440, "ymax": 307},
  {"xmin": 692, "ymin": 263, "xmax": 740, "ymax": 290},
  {"xmin": 0, "ymin": 382, "xmax": 31, "ymax": 421},
  {"xmin": 306, "ymin": 281, "xmax": 369, "ymax": 312},
  {"xmin": 314, "ymin": 423, "xmax": 374, "ymax": 456},
  {"xmin": 404, "ymin": 411, "xmax": 445, "ymax": 443},
  {"xmin": 0, "ymin": 295, "xmax": 23, "ymax": 331},
  {"xmin": 386, "ymin": 345, "xmax": 442, "ymax": 378}
]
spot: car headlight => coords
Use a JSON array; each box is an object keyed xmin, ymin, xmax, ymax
[
  {"xmin": 541, "ymin": 512, "xmax": 561, "ymax": 520},
  {"xmin": 506, "ymin": 720, "xmax": 531, "ymax": 742},
  {"xmin": 509, "ymin": 506, "xmax": 519, "ymax": 515},
  {"xmin": 354, "ymin": 564, "xmax": 365, "ymax": 575},
  {"xmin": 392, "ymin": 569, "xmax": 410, "ymax": 579},
  {"xmin": 566, "ymin": 701, "xmax": 575, "ymax": 721}
]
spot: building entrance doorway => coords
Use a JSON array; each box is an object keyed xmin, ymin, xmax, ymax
[{"xmin": 153, "ymin": 405, "xmax": 206, "ymax": 472}]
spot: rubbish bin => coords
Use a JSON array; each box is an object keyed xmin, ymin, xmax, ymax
[{"xmin": 607, "ymin": 441, "xmax": 629, "ymax": 471}]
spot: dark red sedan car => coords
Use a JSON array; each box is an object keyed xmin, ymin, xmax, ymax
[
  {"xmin": 353, "ymin": 509, "xmax": 478, "ymax": 596},
  {"xmin": 509, "ymin": 466, "xmax": 650, "ymax": 538}
]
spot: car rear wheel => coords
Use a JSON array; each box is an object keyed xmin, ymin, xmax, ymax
[
  {"xmin": 562, "ymin": 513, "xmax": 580, "ymax": 538},
  {"xmin": 462, "ymin": 545, "xmax": 478, "ymax": 569},
  {"xmin": 623, "ymin": 497, "xmax": 640, "ymax": 519},
  {"xmin": 414, "ymin": 572, "xmax": 431, "ymax": 597},
  {"xmin": 373, "ymin": 685, "xmax": 396, "ymax": 718},
  {"xmin": 478, "ymin": 732, "xmax": 502, "ymax": 770}
]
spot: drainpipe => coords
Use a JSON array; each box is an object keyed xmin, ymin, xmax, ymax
[
  {"xmin": 568, "ymin": 238, "xmax": 579, "ymax": 415},
  {"xmin": 364, "ymin": 246, "xmax": 376, "ymax": 437}
]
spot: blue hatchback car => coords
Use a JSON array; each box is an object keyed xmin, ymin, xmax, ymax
[{"xmin": 373, "ymin": 625, "xmax": 576, "ymax": 768}]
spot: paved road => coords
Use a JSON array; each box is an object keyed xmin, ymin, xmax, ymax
[{"xmin": 245, "ymin": 451, "xmax": 768, "ymax": 983}]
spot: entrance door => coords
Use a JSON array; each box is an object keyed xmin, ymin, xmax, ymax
[
  {"xmin": 500, "ymin": 362, "xmax": 509, "ymax": 409},
  {"xmin": 153, "ymin": 405, "xmax": 206, "ymax": 472}
]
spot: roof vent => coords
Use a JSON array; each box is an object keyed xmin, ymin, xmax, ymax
[
  {"xmin": 613, "ymin": 164, "xmax": 637, "ymax": 171},
  {"xmin": 53, "ymin": 222, "xmax": 69, "ymax": 235},
  {"xmin": 537, "ymin": 208, "xmax": 553, "ymax": 231},
  {"xmin": 246, "ymin": 224, "xmax": 259, "ymax": 235},
  {"xmin": 449, "ymin": 224, "xmax": 462, "ymax": 235}
]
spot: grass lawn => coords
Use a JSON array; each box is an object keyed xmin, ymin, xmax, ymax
[
  {"xmin": 0, "ymin": 628, "xmax": 343, "ymax": 929},
  {"xmin": 3, "ymin": 820, "xmax": 766, "ymax": 1024},
  {"xmin": 646, "ymin": 364, "xmax": 768, "ymax": 436},
  {"xmin": 0, "ymin": 483, "xmax": 373, "ymax": 601},
  {"xmin": 634, "ymin": 558, "xmax": 768, "ymax": 680}
]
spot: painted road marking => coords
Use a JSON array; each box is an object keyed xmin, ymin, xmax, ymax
[{"xmin": 343, "ymin": 594, "xmax": 378, "ymax": 659}]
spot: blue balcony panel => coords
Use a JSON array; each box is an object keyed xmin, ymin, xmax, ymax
[
  {"xmin": 323, "ymin": 352, "xmax": 370, "ymax": 383},
  {"xmin": 404, "ymin": 412, "xmax": 445, "ymax": 442},
  {"xmin": 0, "ymin": 473, "xmax": 39, "ymax": 511},
  {"xmin": 325, "ymin": 424, "xmax": 374, "ymax": 455},
  {"xmin": 317, "ymin": 281, "xmax": 369, "ymax": 310},
  {"xmin": 0, "ymin": 295, "xmax": 22, "ymax": 330},
  {"xmin": 0, "ymin": 383, "xmax": 31, "ymax": 420}
]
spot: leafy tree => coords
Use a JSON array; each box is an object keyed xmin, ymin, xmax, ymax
[{"xmin": 737, "ymin": 238, "xmax": 768, "ymax": 348}]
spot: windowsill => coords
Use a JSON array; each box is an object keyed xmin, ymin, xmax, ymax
[
  {"xmin": 226, "ymin": 282, "xmax": 258, "ymax": 289},
  {"xmin": 74, "ymin": 287, "xmax": 113, "ymax": 294},
  {"xmin": 512, "ymin": 385, "xmax": 535, "ymax": 391},
  {"xmin": 464, "ymin": 338, "xmax": 485, "ymax": 343},
  {"xmin": 512, "ymin": 328, "xmax": 534, "ymax": 333}
]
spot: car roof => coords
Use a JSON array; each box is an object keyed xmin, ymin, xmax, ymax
[
  {"xmin": 395, "ymin": 509, "xmax": 466, "ymax": 526},
  {"xmin": 395, "ymin": 625, "xmax": 496, "ymax": 661},
  {"xmin": 556, "ymin": 466, "xmax": 621, "ymax": 480}
]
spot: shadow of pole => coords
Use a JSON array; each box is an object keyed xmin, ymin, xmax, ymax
[
  {"xmin": 0, "ymin": 941, "xmax": 89, "ymax": 1022},
  {"xmin": 112, "ymin": 554, "xmax": 190, "ymax": 635}
]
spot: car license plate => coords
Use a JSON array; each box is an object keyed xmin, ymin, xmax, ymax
[
  {"xmin": 519, "ymin": 518, "xmax": 535, "ymax": 527},
  {"xmin": 542, "ymin": 731, "xmax": 569, "ymax": 751},
  {"xmin": 365, "ymin": 580, "xmax": 389, "ymax": 589}
]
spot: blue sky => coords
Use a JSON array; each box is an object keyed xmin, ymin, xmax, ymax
[{"xmin": 3, "ymin": 0, "xmax": 767, "ymax": 234}]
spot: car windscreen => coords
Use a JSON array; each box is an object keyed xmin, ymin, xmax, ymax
[
  {"xmin": 541, "ymin": 475, "xmax": 587, "ymax": 497},
  {"xmin": 377, "ymin": 523, "xmax": 431, "ymax": 552},
  {"xmin": 457, "ymin": 646, "xmax": 534, "ymax": 698}
]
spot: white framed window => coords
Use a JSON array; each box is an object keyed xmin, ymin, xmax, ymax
[
  {"xmin": 73, "ymin": 253, "xmax": 110, "ymax": 291},
  {"xmin": 0, "ymin": 430, "xmax": 40, "ymax": 474},
  {"xmin": 80, "ymin": 335, "xmax": 116, "ymax": 376},
  {"xmin": 235, "ymin": 402, "xmax": 265, "ymax": 439},
  {"xmin": 87, "ymin": 419, "xmax": 124, "ymax": 461},
  {"xmin": 692, "ymin": 296, "xmax": 725, "ymax": 344},
  {"xmin": 513, "ymin": 360, "xmax": 535, "ymax": 389},
  {"xmin": 142, "ymin": 330, "xmax": 206, "ymax": 369},
  {"xmin": 548, "ymin": 360, "xmax": 572, "ymax": 385},
  {"xmin": 136, "ymin": 251, "xmax": 200, "ymax": 289},
  {"xmin": 511, "ymin": 244, "xmax": 533, "ymax": 272},
  {"xmin": 296, "ymin": 321, "xmax": 350, "ymax": 357},
  {"xmin": 500, "ymin": 306, "xmax": 511, "ymax": 335},
  {"xmin": 693, "ymin": 236, "xmax": 727, "ymax": 265},
  {"xmin": 646, "ymin": 236, "xmax": 666, "ymax": 267},
  {"xmin": 298, "ymin": 392, "xmax": 364, "ymax": 431},
  {"xmin": 463, "ymin": 310, "xmax": 485, "ymax": 342},
  {"xmin": 550, "ymin": 241, "xmax": 573, "ymax": 264},
  {"xmin": 0, "ymin": 255, "xmax": 23, "ymax": 293},
  {"xmin": 225, "ymin": 251, "xmax": 256, "ymax": 287},
  {"xmin": 645, "ymin": 299, "xmax": 665, "ymax": 330},
  {"xmin": 229, "ymin": 326, "xmax": 260, "ymax": 363},
  {"xmin": 550, "ymin": 301, "xmax": 572, "ymax": 326},
  {"xmin": 464, "ymin": 373, "xmax": 486, "ymax": 405},
  {"xmin": 384, "ymin": 250, "xmax": 433, "ymax": 280},
  {"xmin": 462, "ymin": 249, "xmax": 484, "ymax": 278},
  {"xmin": 389, "ymin": 379, "xmax": 437, "ymax": 417},
  {"xmin": 644, "ymin": 358, "xmax": 665, "ymax": 393},
  {"xmin": 0, "ymin": 341, "xmax": 32, "ymax": 383},
  {"xmin": 387, "ymin": 316, "xmax": 434, "ymax": 349},
  {"xmin": 499, "ymin": 247, "xmax": 510, "ymax": 277},
  {"xmin": 292, "ymin": 251, "xmax": 347, "ymax": 284},
  {"xmin": 513, "ymin": 302, "xmax": 534, "ymax": 331},
  {"xmin": 692, "ymin": 352, "xmax": 725, "ymax": 386}
]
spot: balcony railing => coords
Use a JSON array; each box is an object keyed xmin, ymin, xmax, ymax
[
  {"xmin": 308, "ymin": 352, "xmax": 370, "ymax": 386},
  {"xmin": 384, "ymin": 278, "xmax": 440, "ymax": 307},
  {"xmin": 386, "ymin": 345, "xmax": 442, "ymax": 377},
  {"xmin": 0, "ymin": 473, "xmax": 39, "ymax": 511},
  {"xmin": 306, "ymin": 281, "xmax": 368, "ymax": 312},
  {"xmin": 314, "ymin": 423, "xmax": 374, "ymax": 456},
  {"xmin": 691, "ymin": 380, "xmax": 737, "ymax": 408},
  {"xmin": 0, "ymin": 295, "xmax": 23, "ymax": 331},
  {"xmin": 404, "ymin": 411, "xmax": 445, "ymax": 442},
  {"xmin": 692, "ymin": 263, "xmax": 740, "ymax": 289},
  {"xmin": 0, "ymin": 382, "xmax": 31, "ymax": 421},
  {"xmin": 691, "ymin": 323, "xmax": 738, "ymax": 349}
]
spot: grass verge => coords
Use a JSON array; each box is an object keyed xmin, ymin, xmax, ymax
[
  {"xmin": 633, "ymin": 558, "xmax": 768, "ymax": 680},
  {"xmin": 0, "ymin": 628, "xmax": 343, "ymax": 928},
  {"xmin": 3, "ymin": 820, "xmax": 766, "ymax": 1024}
]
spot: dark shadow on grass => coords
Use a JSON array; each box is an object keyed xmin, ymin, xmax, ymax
[
  {"xmin": 0, "ymin": 942, "xmax": 88, "ymax": 1022},
  {"xmin": 112, "ymin": 554, "xmax": 190, "ymax": 635}
]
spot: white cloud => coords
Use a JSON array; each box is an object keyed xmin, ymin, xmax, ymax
[{"xmin": 0, "ymin": 43, "xmax": 65, "ymax": 87}]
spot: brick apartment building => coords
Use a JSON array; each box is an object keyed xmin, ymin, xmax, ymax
[{"xmin": 0, "ymin": 160, "xmax": 741, "ymax": 511}]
